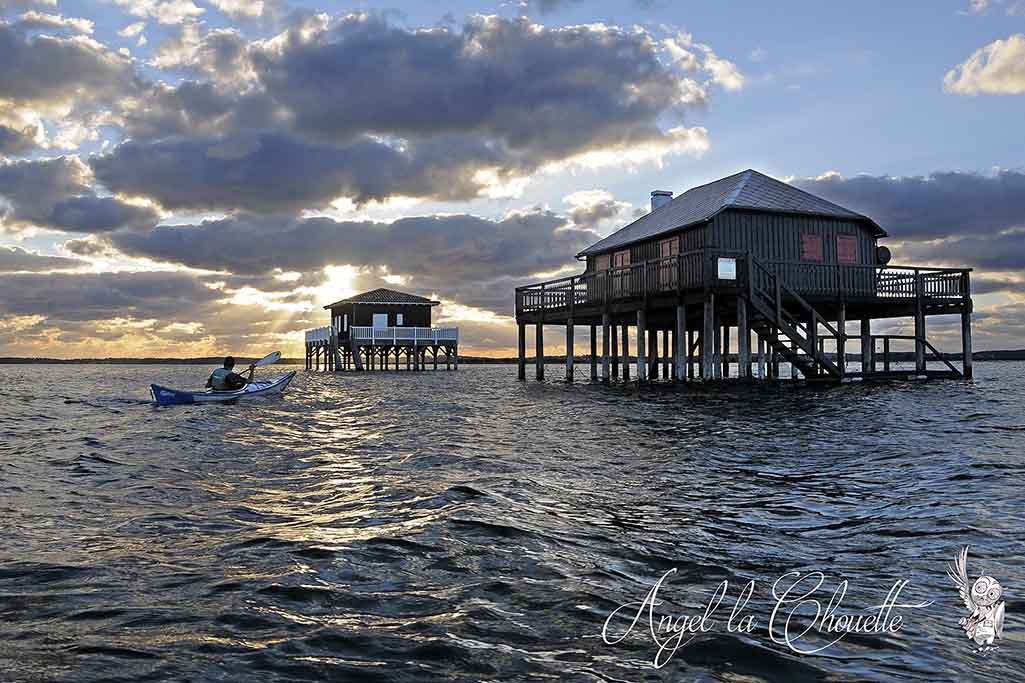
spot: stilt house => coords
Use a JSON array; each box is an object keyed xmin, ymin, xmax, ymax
[
  {"xmin": 305, "ymin": 288, "xmax": 459, "ymax": 371},
  {"xmin": 515, "ymin": 169, "xmax": 973, "ymax": 382}
]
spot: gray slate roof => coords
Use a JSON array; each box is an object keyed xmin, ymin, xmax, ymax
[
  {"xmin": 324, "ymin": 288, "xmax": 439, "ymax": 309},
  {"xmin": 577, "ymin": 169, "xmax": 885, "ymax": 257}
]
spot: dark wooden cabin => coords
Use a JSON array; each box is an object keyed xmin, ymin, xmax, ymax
[
  {"xmin": 304, "ymin": 288, "xmax": 459, "ymax": 372},
  {"xmin": 326, "ymin": 288, "xmax": 439, "ymax": 333},
  {"xmin": 515, "ymin": 169, "xmax": 974, "ymax": 383}
]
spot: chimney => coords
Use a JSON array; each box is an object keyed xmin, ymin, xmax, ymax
[{"xmin": 650, "ymin": 190, "xmax": 673, "ymax": 212}]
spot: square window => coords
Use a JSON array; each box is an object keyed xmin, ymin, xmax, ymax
[
  {"xmin": 837, "ymin": 234, "xmax": 858, "ymax": 264},
  {"xmin": 802, "ymin": 234, "xmax": 824, "ymax": 262}
]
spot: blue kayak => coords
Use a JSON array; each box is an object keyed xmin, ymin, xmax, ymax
[{"xmin": 151, "ymin": 371, "xmax": 297, "ymax": 406}]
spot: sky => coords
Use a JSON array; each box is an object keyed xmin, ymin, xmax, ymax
[{"xmin": 0, "ymin": 0, "xmax": 1023, "ymax": 358}]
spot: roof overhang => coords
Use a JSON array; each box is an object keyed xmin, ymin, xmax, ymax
[{"xmin": 324, "ymin": 300, "xmax": 440, "ymax": 309}]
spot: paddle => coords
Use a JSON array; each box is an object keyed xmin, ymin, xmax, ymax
[{"xmin": 246, "ymin": 351, "xmax": 281, "ymax": 379}]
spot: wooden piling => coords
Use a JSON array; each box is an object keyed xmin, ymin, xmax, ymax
[
  {"xmin": 961, "ymin": 294, "xmax": 973, "ymax": 379},
  {"xmin": 611, "ymin": 322, "xmax": 619, "ymax": 379},
  {"xmin": 737, "ymin": 297, "xmax": 750, "ymax": 378},
  {"xmin": 536, "ymin": 322, "xmax": 544, "ymax": 381},
  {"xmin": 636, "ymin": 309, "xmax": 647, "ymax": 382},
  {"xmin": 601, "ymin": 313, "xmax": 611, "ymax": 384},
  {"xmin": 590, "ymin": 325, "xmax": 598, "ymax": 381},
  {"xmin": 675, "ymin": 303, "xmax": 686, "ymax": 381},
  {"xmin": 621, "ymin": 323, "xmax": 630, "ymax": 381},
  {"xmin": 566, "ymin": 319, "xmax": 574, "ymax": 382},
  {"xmin": 860, "ymin": 319, "xmax": 872, "ymax": 374},
  {"xmin": 756, "ymin": 335, "xmax": 765, "ymax": 379},
  {"xmin": 915, "ymin": 271, "xmax": 926, "ymax": 373},
  {"xmin": 517, "ymin": 322, "xmax": 526, "ymax": 380},
  {"xmin": 702, "ymin": 294, "xmax": 714, "ymax": 380},
  {"xmin": 721, "ymin": 324, "xmax": 730, "ymax": 379},
  {"xmin": 662, "ymin": 328, "xmax": 670, "ymax": 379},
  {"xmin": 648, "ymin": 327, "xmax": 658, "ymax": 380},
  {"xmin": 837, "ymin": 304, "xmax": 846, "ymax": 378}
]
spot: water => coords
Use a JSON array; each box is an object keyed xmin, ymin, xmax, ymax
[{"xmin": 1, "ymin": 363, "xmax": 1024, "ymax": 682}]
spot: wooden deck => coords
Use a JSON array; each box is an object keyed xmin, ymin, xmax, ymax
[
  {"xmin": 304, "ymin": 325, "xmax": 459, "ymax": 371},
  {"xmin": 514, "ymin": 248, "xmax": 972, "ymax": 383}
]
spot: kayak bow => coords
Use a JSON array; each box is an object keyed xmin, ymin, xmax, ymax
[{"xmin": 150, "ymin": 371, "xmax": 297, "ymax": 406}]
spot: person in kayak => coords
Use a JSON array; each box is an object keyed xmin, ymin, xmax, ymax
[{"xmin": 206, "ymin": 356, "xmax": 255, "ymax": 391}]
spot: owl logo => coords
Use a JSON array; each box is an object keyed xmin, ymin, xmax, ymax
[{"xmin": 948, "ymin": 546, "xmax": 1005, "ymax": 649}]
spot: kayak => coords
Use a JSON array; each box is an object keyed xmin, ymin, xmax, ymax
[{"xmin": 150, "ymin": 371, "xmax": 297, "ymax": 406}]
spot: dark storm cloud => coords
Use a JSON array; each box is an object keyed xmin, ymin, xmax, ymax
[
  {"xmin": 0, "ymin": 270, "xmax": 220, "ymax": 322},
  {"xmin": 0, "ymin": 156, "xmax": 158, "ymax": 233},
  {"xmin": 0, "ymin": 123, "xmax": 35, "ymax": 155},
  {"xmin": 109, "ymin": 210, "xmax": 596, "ymax": 312},
  {"xmin": 898, "ymin": 231, "xmax": 1025, "ymax": 273},
  {"xmin": 252, "ymin": 15, "xmax": 685, "ymax": 158},
  {"xmin": 0, "ymin": 19, "xmax": 138, "ymax": 109},
  {"xmin": 0, "ymin": 245, "xmax": 85, "ymax": 271},
  {"xmin": 96, "ymin": 15, "xmax": 703, "ymax": 212},
  {"xmin": 90, "ymin": 131, "xmax": 508, "ymax": 210},
  {"xmin": 47, "ymin": 195, "xmax": 159, "ymax": 233},
  {"xmin": 793, "ymin": 170, "xmax": 1025, "ymax": 240},
  {"xmin": 569, "ymin": 198, "xmax": 626, "ymax": 227}
]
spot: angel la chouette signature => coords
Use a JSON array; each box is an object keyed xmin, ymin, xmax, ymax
[{"xmin": 948, "ymin": 546, "xmax": 1006, "ymax": 650}]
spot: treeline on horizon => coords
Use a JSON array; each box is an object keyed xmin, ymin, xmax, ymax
[{"xmin": 2, "ymin": 351, "xmax": 1025, "ymax": 364}]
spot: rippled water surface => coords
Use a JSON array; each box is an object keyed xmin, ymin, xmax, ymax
[{"xmin": 2, "ymin": 362, "xmax": 1024, "ymax": 682}]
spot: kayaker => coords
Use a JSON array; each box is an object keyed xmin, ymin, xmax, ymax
[{"xmin": 206, "ymin": 356, "xmax": 255, "ymax": 391}]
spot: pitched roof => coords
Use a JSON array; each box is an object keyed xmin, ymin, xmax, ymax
[
  {"xmin": 577, "ymin": 169, "xmax": 885, "ymax": 257},
  {"xmin": 324, "ymin": 288, "xmax": 439, "ymax": 309}
]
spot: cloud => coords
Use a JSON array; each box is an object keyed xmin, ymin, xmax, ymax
[
  {"xmin": 108, "ymin": 209, "xmax": 596, "ymax": 313},
  {"xmin": 563, "ymin": 189, "xmax": 632, "ymax": 230},
  {"xmin": 0, "ymin": 18, "xmax": 139, "ymax": 116},
  {"xmin": 0, "ymin": 270, "xmax": 220, "ymax": 322},
  {"xmin": 794, "ymin": 170, "xmax": 1025, "ymax": 294},
  {"xmin": 0, "ymin": 156, "xmax": 159, "ymax": 233},
  {"xmin": 112, "ymin": 0, "xmax": 204, "ymax": 26},
  {"xmin": 792, "ymin": 169, "xmax": 1025, "ymax": 240},
  {"xmin": 0, "ymin": 245, "xmax": 85, "ymax": 271},
  {"xmin": 15, "ymin": 11, "xmax": 94, "ymax": 34},
  {"xmin": 944, "ymin": 34, "xmax": 1025, "ymax": 95},
  {"xmin": 118, "ymin": 21, "xmax": 146, "ymax": 38},
  {"xmin": 0, "ymin": 122, "xmax": 36, "ymax": 155}
]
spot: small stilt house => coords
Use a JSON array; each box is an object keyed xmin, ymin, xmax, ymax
[
  {"xmin": 305, "ymin": 288, "xmax": 459, "ymax": 371},
  {"xmin": 515, "ymin": 169, "xmax": 974, "ymax": 383}
]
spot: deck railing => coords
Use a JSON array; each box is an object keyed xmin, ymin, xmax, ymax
[
  {"xmin": 305, "ymin": 326, "xmax": 458, "ymax": 344},
  {"xmin": 516, "ymin": 248, "xmax": 971, "ymax": 314}
]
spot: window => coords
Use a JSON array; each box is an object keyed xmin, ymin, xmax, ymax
[
  {"xmin": 396, "ymin": 313, "xmax": 404, "ymax": 326},
  {"xmin": 837, "ymin": 234, "xmax": 858, "ymax": 264},
  {"xmin": 612, "ymin": 250, "xmax": 631, "ymax": 296},
  {"xmin": 658, "ymin": 237, "xmax": 678, "ymax": 288},
  {"xmin": 372, "ymin": 313, "xmax": 389, "ymax": 329},
  {"xmin": 659, "ymin": 237, "xmax": 679, "ymax": 258},
  {"xmin": 343, "ymin": 313, "xmax": 348, "ymax": 331},
  {"xmin": 801, "ymin": 233, "xmax": 824, "ymax": 262}
]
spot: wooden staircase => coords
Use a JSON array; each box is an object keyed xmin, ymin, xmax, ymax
[{"xmin": 745, "ymin": 256, "xmax": 843, "ymax": 380}]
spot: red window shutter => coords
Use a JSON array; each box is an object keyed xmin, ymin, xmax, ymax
[
  {"xmin": 802, "ymin": 234, "xmax": 823, "ymax": 262},
  {"xmin": 837, "ymin": 234, "xmax": 857, "ymax": 264}
]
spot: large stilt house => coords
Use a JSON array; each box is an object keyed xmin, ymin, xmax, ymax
[
  {"xmin": 515, "ymin": 169, "xmax": 974, "ymax": 382},
  {"xmin": 305, "ymin": 288, "xmax": 459, "ymax": 371}
]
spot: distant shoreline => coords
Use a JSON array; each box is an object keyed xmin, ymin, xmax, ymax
[{"xmin": 2, "ymin": 350, "xmax": 1024, "ymax": 364}]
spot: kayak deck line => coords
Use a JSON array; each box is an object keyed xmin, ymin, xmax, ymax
[{"xmin": 150, "ymin": 371, "xmax": 297, "ymax": 406}]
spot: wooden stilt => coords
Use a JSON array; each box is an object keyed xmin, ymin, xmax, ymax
[
  {"xmin": 713, "ymin": 316, "xmax": 722, "ymax": 380},
  {"xmin": 722, "ymin": 324, "xmax": 730, "ymax": 379},
  {"xmin": 837, "ymin": 303, "xmax": 846, "ymax": 379},
  {"xmin": 636, "ymin": 309, "xmax": 647, "ymax": 382},
  {"xmin": 961, "ymin": 281, "xmax": 973, "ymax": 379},
  {"xmin": 601, "ymin": 313, "xmax": 611, "ymax": 384},
  {"xmin": 756, "ymin": 335, "xmax": 765, "ymax": 379},
  {"xmin": 536, "ymin": 322, "xmax": 544, "ymax": 381},
  {"xmin": 517, "ymin": 322, "xmax": 526, "ymax": 380},
  {"xmin": 861, "ymin": 319, "xmax": 872, "ymax": 374},
  {"xmin": 566, "ymin": 319, "xmax": 575, "ymax": 382},
  {"xmin": 590, "ymin": 325, "xmax": 598, "ymax": 381},
  {"xmin": 648, "ymin": 327, "xmax": 658, "ymax": 380},
  {"xmin": 675, "ymin": 303, "xmax": 686, "ymax": 381},
  {"xmin": 621, "ymin": 324, "xmax": 630, "ymax": 381},
  {"xmin": 702, "ymin": 294, "xmax": 714, "ymax": 380},
  {"xmin": 687, "ymin": 328, "xmax": 695, "ymax": 380},
  {"xmin": 610, "ymin": 322, "xmax": 619, "ymax": 379},
  {"xmin": 662, "ymin": 328, "xmax": 670, "ymax": 379},
  {"xmin": 737, "ymin": 297, "xmax": 749, "ymax": 378},
  {"xmin": 915, "ymin": 271, "xmax": 926, "ymax": 373}
]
